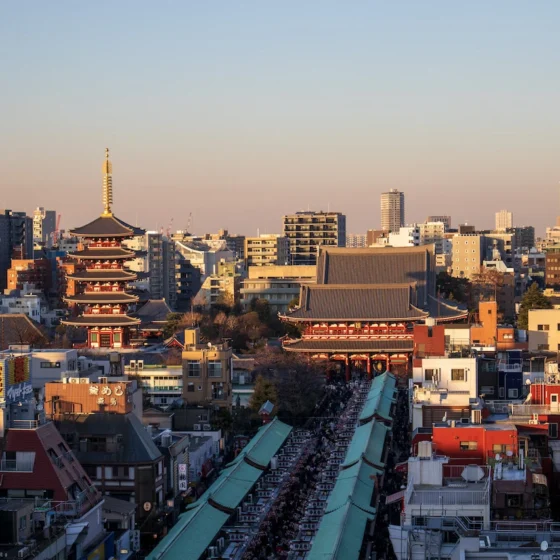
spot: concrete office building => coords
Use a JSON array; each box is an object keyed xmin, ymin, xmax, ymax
[
  {"xmin": 244, "ymin": 234, "xmax": 290, "ymax": 267},
  {"xmin": 495, "ymin": 209, "xmax": 513, "ymax": 231},
  {"xmin": 282, "ymin": 211, "xmax": 346, "ymax": 265},
  {"xmin": 426, "ymin": 215, "xmax": 451, "ymax": 230},
  {"xmin": 451, "ymin": 234, "xmax": 484, "ymax": 279},
  {"xmin": 345, "ymin": 234, "xmax": 368, "ymax": 248},
  {"xmin": 381, "ymin": 189, "xmax": 405, "ymax": 232}
]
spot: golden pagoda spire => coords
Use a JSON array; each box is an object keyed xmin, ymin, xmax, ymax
[{"xmin": 102, "ymin": 148, "xmax": 113, "ymax": 216}]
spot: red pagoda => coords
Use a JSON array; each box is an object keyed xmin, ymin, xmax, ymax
[{"xmin": 62, "ymin": 149, "xmax": 145, "ymax": 348}]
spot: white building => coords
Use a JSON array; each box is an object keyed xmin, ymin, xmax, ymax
[
  {"xmin": 0, "ymin": 294, "xmax": 41, "ymax": 322},
  {"xmin": 411, "ymin": 357, "xmax": 478, "ymax": 430},
  {"xmin": 387, "ymin": 225, "xmax": 420, "ymax": 247},
  {"xmin": 495, "ymin": 209, "xmax": 513, "ymax": 231},
  {"xmin": 124, "ymin": 364, "xmax": 183, "ymax": 409},
  {"xmin": 32, "ymin": 207, "xmax": 56, "ymax": 248},
  {"xmin": 30, "ymin": 349, "xmax": 79, "ymax": 388},
  {"xmin": 345, "ymin": 233, "xmax": 367, "ymax": 248}
]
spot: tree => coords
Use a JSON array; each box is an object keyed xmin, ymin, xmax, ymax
[
  {"xmin": 436, "ymin": 272, "xmax": 471, "ymax": 305},
  {"xmin": 249, "ymin": 374, "xmax": 278, "ymax": 414},
  {"xmin": 163, "ymin": 312, "xmax": 185, "ymax": 338},
  {"xmin": 518, "ymin": 283, "xmax": 552, "ymax": 330},
  {"xmin": 471, "ymin": 267, "xmax": 505, "ymax": 302}
]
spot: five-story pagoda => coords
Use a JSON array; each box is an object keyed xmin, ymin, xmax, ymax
[{"xmin": 62, "ymin": 149, "xmax": 145, "ymax": 348}]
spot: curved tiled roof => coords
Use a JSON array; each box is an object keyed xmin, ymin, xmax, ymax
[
  {"xmin": 70, "ymin": 214, "xmax": 145, "ymax": 238},
  {"xmin": 64, "ymin": 292, "xmax": 139, "ymax": 304},
  {"xmin": 69, "ymin": 248, "xmax": 136, "ymax": 260},
  {"xmin": 62, "ymin": 315, "xmax": 141, "ymax": 327},
  {"xmin": 67, "ymin": 270, "xmax": 137, "ymax": 282}
]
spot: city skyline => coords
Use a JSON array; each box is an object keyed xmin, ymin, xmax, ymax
[{"xmin": 2, "ymin": 2, "xmax": 560, "ymax": 235}]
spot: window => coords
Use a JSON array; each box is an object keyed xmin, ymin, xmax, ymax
[
  {"xmin": 208, "ymin": 361, "xmax": 222, "ymax": 378},
  {"xmin": 187, "ymin": 361, "xmax": 201, "ymax": 377},
  {"xmin": 508, "ymin": 388, "xmax": 518, "ymax": 398},
  {"xmin": 506, "ymin": 494, "xmax": 522, "ymax": 507},
  {"xmin": 424, "ymin": 369, "xmax": 435, "ymax": 381},
  {"xmin": 499, "ymin": 387, "xmax": 505, "ymax": 398},
  {"xmin": 187, "ymin": 384, "xmax": 195, "ymax": 393},
  {"xmin": 451, "ymin": 369, "xmax": 466, "ymax": 381},
  {"xmin": 538, "ymin": 324, "xmax": 550, "ymax": 331},
  {"xmin": 460, "ymin": 441, "xmax": 478, "ymax": 450},
  {"xmin": 538, "ymin": 344, "xmax": 549, "ymax": 351},
  {"xmin": 549, "ymin": 424, "xmax": 558, "ymax": 439},
  {"xmin": 105, "ymin": 466, "xmax": 113, "ymax": 479},
  {"xmin": 40, "ymin": 361, "xmax": 61, "ymax": 368},
  {"xmin": 481, "ymin": 386, "xmax": 494, "ymax": 395},
  {"xmin": 492, "ymin": 444, "xmax": 512, "ymax": 453}
]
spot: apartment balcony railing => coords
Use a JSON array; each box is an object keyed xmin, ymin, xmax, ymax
[
  {"xmin": 0, "ymin": 459, "xmax": 34, "ymax": 472},
  {"xmin": 11, "ymin": 420, "xmax": 39, "ymax": 430},
  {"xmin": 509, "ymin": 404, "xmax": 558, "ymax": 417}
]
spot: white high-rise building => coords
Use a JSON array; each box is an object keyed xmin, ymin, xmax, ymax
[
  {"xmin": 381, "ymin": 189, "xmax": 405, "ymax": 232},
  {"xmin": 495, "ymin": 210, "xmax": 513, "ymax": 231},
  {"xmin": 32, "ymin": 207, "xmax": 56, "ymax": 248},
  {"xmin": 345, "ymin": 234, "xmax": 367, "ymax": 248}
]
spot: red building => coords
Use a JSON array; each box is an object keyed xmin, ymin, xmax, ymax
[
  {"xmin": 281, "ymin": 246, "xmax": 467, "ymax": 380},
  {"xmin": 62, "ymin": 149, "xmax": 145, "ymax": 348},
  {"xmin": 0, "ymin": 421, "xmax": 101, "ymax": 511}
]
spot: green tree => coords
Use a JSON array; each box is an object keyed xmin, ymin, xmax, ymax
[
  {"xmin": 517, "ymin": 283, "xmax": 552, "ymax": 330},
  {"xmin": 249, "ymin": 374, "xmax": 278, "ymax": 414},
  {"xmin": 163, "ymin": 312, "xmax": 185, "ymax": 338}
]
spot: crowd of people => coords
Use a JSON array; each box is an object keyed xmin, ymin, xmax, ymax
[{"xmin": 241, "ymin": 380, "xmax": 356, "ymax": 559}]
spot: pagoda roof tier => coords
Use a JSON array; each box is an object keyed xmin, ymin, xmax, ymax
[
  {"xmin": 64, "ymin": 292, "xmax": 139, "ymax": 304},
  {"xmin": 70, "ymin": 214, "xmax": 145, "ymax": 238},
  {"xmin": 67, "ymin": 270, "xmax": 138, "ymax": 282},
  {"xmin": 69, "ymin": 247, "xmax": 136, "ymax": 260},
  {"xmin": 283, "ymin": 339, "xmax": 414, "ymax": 353},
  {"xmin": 62, "ymin": 315, "xmax": 141, "ymax": 327}
]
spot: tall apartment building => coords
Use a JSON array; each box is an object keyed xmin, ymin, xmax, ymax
[
  {"xmin": 0, "ymin": 210, "xmax": 33, "ymax": 291},
  {"xmin": 451, "ymin": 234, "xmax": 484, "ymax": 279},
  {"xmin": 345, "ymin": 234, "xmax": 368, "ymax": 248},
  {"xmin": 282, "ymin": 211, "xmax": 346, "ymax": 265},
  {"xmin": 545, "ymin": 245, "xmax": 560, "ymax": 288},
  {"xmin": 32, "ymin": 207, "xmax": 56, "ymax": 248},
  {"xmin": 244, "ymin": 234, "xmax": 290, "ymax": 267},
  {"xmin": 512, "ymin": 226, "xmax": 535, "ymax": 250},
  {"xmin": 426, "ymin": 215, "xmax": 451, "ymax": 231},
  {"xmin": 146, "ymin": 232, "xmax": 177, "ymax": 309},
  {"xmin": 387, "ymin": 226, "xmax": 420, "ymax": 247},
  {"xmin": 380, "ymin": 189, "xmax": 405, "ymax": 232},
  {"xmin": 495, "ymin": 209, "xmax": 513, "ymax": 231}
]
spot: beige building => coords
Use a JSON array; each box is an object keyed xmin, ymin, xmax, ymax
[
  {"xmin": 240, "ymin": 265, "xmax": 316, "ymax": 312},
  {"xmin": 182, "ymin": 328, "xmax": 232, "ymax": 409},
  {"xmin": 244, "ymin": 234, "xmax": 290, "ymax": 267},
  {"xmin": 495, "ymin": 209, "xmax": 513, "ymax": 231},
  {"xmin": 451, "ymin": 234, "xmax": 484, "ymax": 279},
  {"xmin": 380, "ymin": 189, "xmax": 405, "ymax": 232},
  {"xmin": 528, "ymin": 309, "xmax": 560, "ymax": 352}
]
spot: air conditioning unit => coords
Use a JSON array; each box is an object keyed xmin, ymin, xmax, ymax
[
  {"xmin": 137, "ymin": 360, "xmax": 144, "ymax": 370},
  {"xmin": 507, "ymin": 498, "xmax": 518, "ymax": 507},
  {"xmin": 79, "ymin": 378, "xmax": 90, "ymax": 384},
  {"xmin": 99, "ymin": 377, "xmax": 108, "ymax": 384},
  {"xmin": 17, "ymin": 548, "xmax": 29, "ymax": 559},
  {"xmin": 529, "ymin": 413, "xmax": 539, "ymax": 425},
  {"xmin": 460, "ymin": 418, "xmax": 470, "ymax": 425},
  {"xmin": 193, "ymin": 424, "xmax": 201, "ymax": 431},
  {"xmin": 62, "ymin": 378, "xmax": 68, "ymax": 384},
  {"xmin": 246, "ymin": 494, "xmax": 253, "ymax": 504},
  {"xmin": 217, "ymin": 537, "xmax": 225, "ymax": 551},
  {"xmin": 203, "ymin": 424, "xmax": 211, "ymax": 431},
  {"xmin": 207, "ymin": 547, "xmax": 218, "ymax": 557}
]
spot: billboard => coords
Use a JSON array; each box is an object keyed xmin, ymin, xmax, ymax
[
  {"xmin": 1, "ymin": 356, "xmax": 32, "ymax": 404},
  {"xmin": 178, "ymin": 463, "xmax": 188, "ymax": 491}
]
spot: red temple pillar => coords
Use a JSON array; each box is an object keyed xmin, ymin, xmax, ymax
[
  {"xmin": 367, "ymin": 357, "xmax": 372, "ymax": 379},
  {"xmin": 345, "ymin": 358, "xmax": 351, "ymax": 382}
]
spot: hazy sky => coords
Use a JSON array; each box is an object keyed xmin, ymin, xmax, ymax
[{"xmin": 2, "ymin": 1, "xmax": 559, "ymax": 235}]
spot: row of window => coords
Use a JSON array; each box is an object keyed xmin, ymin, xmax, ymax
[
  {"xmin": 424, "ymin": 368, "xmax": 466, "ymax": 381},
  {"xmin": 536, "ymin": 324, "xmax": 560, "ymax": 331},
  {"xmin": 187, "ymin": 361, "xmax": 223, "ymax": 377}
]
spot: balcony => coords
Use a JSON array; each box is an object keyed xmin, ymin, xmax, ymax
[
  {"xmin": 509, "ymin": 404, "xmax": 559, "ymax": 417},
  {"xmin": 0, "ymin": 459, "xmax": 34, "ymax": 472}
]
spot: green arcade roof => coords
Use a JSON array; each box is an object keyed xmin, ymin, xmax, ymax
[
  {"xmin": 341, "ymin": 420, "xmax": 390, "ymax": 470},
  {"xmin": 359, "ymin": 371, "xmax": 397, "ymax": 423}
]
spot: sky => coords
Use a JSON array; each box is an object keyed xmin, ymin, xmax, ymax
[{"xmin": 1, "ymin": 1, "xmax": 559, "ymax": 236}]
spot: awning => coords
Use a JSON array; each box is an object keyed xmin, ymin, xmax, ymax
[{"xmin": 385, "ymin": 490, "xmax": 405, "ymax": 504}]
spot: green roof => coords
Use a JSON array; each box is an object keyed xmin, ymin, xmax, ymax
[
  {"xmin": 229, "ymin": 417, "xmax": 292, "ymax": 468},
  {"xmin": 341, "ymin": 420, "xmax": 390, "ymax": 469},
  {"xmin": 147, "ymin": 417, "xmax": 292, "ymax": 560},
  {"xmin": 307, "ymin": 500, "xmax": 375, "ymax": 560},
  {"xmin": 326, "ymin": 459, "xmax": 381, "ymax": 513},
  {"xmin": 359, "ymin": 371, "xmax": 397, "ymax": 423},
  {"xmin": 148, "ymin": 501, "xmax": 229, "ymax": 560}
]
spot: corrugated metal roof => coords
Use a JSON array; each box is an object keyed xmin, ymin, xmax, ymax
[
  {"xmin": 325, "ymin": 459, "xmax": 380, "ymax": 513},
  {"xmin": 342, "ymin": 420, "xmax": 390, "ymax": 469},
  {"xmin": 359, "ymin": 372, "xmax": 397, "ymax": 423},
  {"xmin": 307, "ymin": 499, "xmax": 374, "ymax": 560}
]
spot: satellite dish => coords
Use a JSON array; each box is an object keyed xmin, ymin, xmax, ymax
[
  {"xmin": 541, "ymin": 540, "xmax": 549, "ymax": 551},
  {"xmin": 506, "ymin": 450, "xmax": 513, "ymax": 457},
  {"xmin": 495, "ymin": 453, "xmax": 501, "ymax": 461},
  {"xmin": 526, "ymin": 379, "xmax": 531, "ymax": 385},
  {"xmin": 461, "ymin": 465, "xmax": 485, "ymax": 482}
]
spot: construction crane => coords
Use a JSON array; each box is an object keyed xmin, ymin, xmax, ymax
[
  {"xmin": 185, "ymin": 212, "xmax": 192, "ymax": 234},
  {"xmin": 166, "ymin": 217, "xmax": 174, "ymax": 237}
]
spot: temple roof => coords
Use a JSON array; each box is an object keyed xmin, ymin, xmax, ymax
[
  {"xmin": 62, "ymin": 315, "xmax": 141, "ymax": 327},
  {"xmin": 135, "ymin": 299, "xmax": 172, "ymax": 330},
  {"xmin": 67, "ymin": 270, "xmax": 138, "ymax": 282},
  {"xmin": 69, "ymin": 248, "xmax": 136, "ymax": 260},
  {"xmin": 283, "ymin": 284, "xmax": 428, "ymax": 322},
  {"xmin": 64, "ymin": 292, "xmax": 139, "ymax": 304},
  {"xmin": 283, "ymin": 339, "xmax": 414, "ymax": 353},
  {"xmin": 70, "ymin": 214, "xmax": 145, "ymax": 238},
  {"xmin": 316, "ymin": 246, "xmax": 433, "ymax": 286}
]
